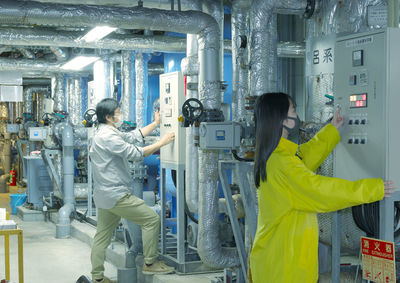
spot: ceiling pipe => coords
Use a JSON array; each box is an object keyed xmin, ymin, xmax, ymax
[
  {"xmin": 0, "ymin": 27, "xmax": 303, "ymax": 57},
  {"xmin": 0, "ymin": 58, "xmax": 90, "ymax": 74},
  {"xmin": 18, "ymin": 0, "xmax": 202, "ymax": 10},
  {"xmin": 16, "ymin": 47, "xmax": 35, "ymax": 59},
  {"xmin": 249, "ymin": 0, "xmax": 311, "ymax": 96},
  {"xmin": 49, "ymin": 46, "xmax": 69, "ymax": 61}
]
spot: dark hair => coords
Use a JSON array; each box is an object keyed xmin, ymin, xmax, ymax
[
  {"xmin": 96, "ymin": 98, "xmax": 119, "ymax": 124},
  {"xmin": 254, "ymin": 92, "xmax": 292, "ymax": 187}
]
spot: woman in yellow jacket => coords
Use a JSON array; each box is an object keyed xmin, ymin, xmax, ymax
[{"xmin": 249, "ymin": 92, "xmax": 394, "ymax": 283}]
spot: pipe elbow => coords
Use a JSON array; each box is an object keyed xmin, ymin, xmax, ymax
[{"xmin": 57, "ymin": 203, "xmax": 75, "ymax": 225}]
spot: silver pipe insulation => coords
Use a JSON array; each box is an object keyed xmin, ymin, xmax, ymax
[
  {"xmin": 135, "ymin": 52, "xmax": 147, "ymax": 129},
  {"xmin": 121, "ymin": 51, "xmax": 134, "ymax": 121},
  {"xmin": 52, "ymin": 73, "xmax": 65, "ymax": 112},
  {"xmin": 182, "ymin": 34, "xmax": 199, "ymax": 215},
  {"xmin": 232, "ymin": 0, "xmax": 250, "ymax": 123},
  {"xmin": 68, "ymin": 77, "xmax": 82, "ymax": 127},
  {"xmin": 56, "ymin": 124, "xmax": 75, "ymax": 238},
  {"xmin": 249, "ymin": 0, "xmax": 308, "ymax": 96},
  {"xmin": 277, "ymin": 41, "xmax": 305, "ymax": 58},
  {"xmin": 148, "ymin": 64, "xmax": 164, "ymax": 76},
  {"xmin": 17, "ymin": 0, "xmax": 202, "ymax": 10},
  {"xmin": 0, "ymin": 27, "xmax": 187, "ymax": 53},
  {"xmin": 0, "ymin": 58, "xmax": 89, "ymax": 74},
  {"xmin": 16, "ymin": 47, "xmax": 35, "ymax": 59},
  {"xmin": 49, "ymin": 46, "xmax": 68, "ymax": 61}
]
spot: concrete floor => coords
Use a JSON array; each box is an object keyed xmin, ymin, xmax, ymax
[
  {"xmin": 0, "ymin": 193, "xmax": 225, "ymax": 283},
  {"xmin": 0, "ymin": 193, "xmax": 118, "ymax": 283}
]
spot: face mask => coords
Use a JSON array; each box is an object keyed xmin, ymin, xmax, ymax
[
  {"xmin": 113, "ymin": 114, "xmax": 124, "ymax": 128},
  {"xmin": 283, "ymin": 115, "xmax": 300, "ymax": 137}
]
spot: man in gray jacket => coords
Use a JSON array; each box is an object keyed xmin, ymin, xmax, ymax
[{"xmin": 90, "ymin": 98, "xmax": 175, "ymax": 283}]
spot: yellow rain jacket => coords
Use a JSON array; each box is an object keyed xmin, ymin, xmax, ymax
[{"xmin": 250, "ymin": 124, "xmax": 384, "ymax": 283}]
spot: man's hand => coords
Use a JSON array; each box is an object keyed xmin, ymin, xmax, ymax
[
  {"xmin": 331, "ymin": 107, "xmax": 344, "ymax": 129},
  {"xmin": 160, "ymin": 132, "xmax": 175, "ymax": 146}
]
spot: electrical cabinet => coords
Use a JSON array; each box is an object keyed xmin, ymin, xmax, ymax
[
  {"xmin": 159, "ymin": 71, "xmax": 186, "ymax": 165},
  {"xmin": 24, "ymin": 156, "xmax": 53, "ymax": 209},
  {"xmin": 334, "ymin": 28, "xmax": 400, "ymax": 187},
  {"xmin": 29, "ymin": 127, "xmax": 48, "ymax": 141}
]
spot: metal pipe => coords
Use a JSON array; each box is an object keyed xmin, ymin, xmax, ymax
[
  {"xmin": 68, "ymin": 76, "xmax": 82, "ymax": 127},
  {"xmin": 249, "ymin": 0, "xmax": 308, "ymax": 96},
  {"xmin": 16, "ymin": 48, "xmax": 35, "ymax": 59},
  {"xmin": 52, "ymin": 74, "xmax": 65, "ymax": 112},
  {"xmin": 17, "ymin": 0, "xmax": 202, "ymax": 10},
  {"xmin": 0, "ymin": 28, "xmax": 187, "ymax": 53},
  {"xmin": 49, "ymin": 46, "xmax": 68, "ymax": 61},
  {"xmin": 0, "ymin": 58, "xmax": 89, "ymax": 74},
  {"xmin": 135, "ymin": 52, "xmax": 148, "ymax": 129},
  {"xmin": 121, "ymin": 51, "xmax": 135, "ymax": 121},
  {"xmin": 388, "ymin": 0, "xmax": 400, "ymax": 28},
  {"xmin": 56, "ymin": 123, "xmax": 75, "ymax": 238}
]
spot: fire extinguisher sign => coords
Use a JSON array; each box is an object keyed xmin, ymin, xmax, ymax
[{"xmin": 361, "ymin": 236, "xmax": 396, "ymax": 283}]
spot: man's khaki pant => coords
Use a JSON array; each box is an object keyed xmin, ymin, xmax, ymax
[{"xmin": 91, "ymin": 194, "xmax": 160, "ymax": 279}]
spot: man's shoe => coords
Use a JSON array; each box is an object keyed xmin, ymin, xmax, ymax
[
  {"xmin": 92, "ymin": 276, "xmax": 116, "ymax": 283},
  {"xmin": 142, "ymin": 260, "xmax": 175, "ymax": 275}
]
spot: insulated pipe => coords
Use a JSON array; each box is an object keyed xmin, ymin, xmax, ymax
[
  {"xmin": 120, "ymin": 51, "xmax": 135, "ymax": 121},
  {"xmin": 249, "ymin": 0, "xmax": 308, "ymax": 96},
  {"xmin": 182, "ymin": 34, "xmax": 200, "ymax": 214},
  {"xmin": 17, "ymin": 0, "xmax": 201, "ymax": 10},
  {"xmin": 232, "ymin": 0, "xmax": 250, "ymax": 123},
  {"xmin": 135, "ymin": 52, "xmax": 148, "ymax": 129},
  {"xmin": 52, "ymin": 73, "xmax": 65, "ymax": 112},
  {"xmin": 0, "ymin": 58, "xmax": 89, "ymax": 74},
  {"xmin": 16, "ymin": 48, "xmax": 35, "ymax": 59},
  {"xmin": 93, "ymin": 59, "xmax": 112, "ymax": 105},
  {"xmin": 56, "ymin": 124, "xmax": 75, "ymax": 238},
  {"xmin": 68, "ymin": 77, "xmax": 82, "ymax": 127},
  {"xmin": 49, "ymin": 46, "xmax": 68, "ymax": 61},
  {"xmin": 0, "ymin": 28, "xmax": 187, "ymax": 53}
]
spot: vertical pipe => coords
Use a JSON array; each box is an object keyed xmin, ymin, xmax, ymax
[
  {"xmin": 121, "ymin": 51, "xmax": 135, "ymax": 121},
  {"xmin": 388, "ymin": 0, "xmax": 400, "ymax": 28},
  {"xmin": 135, "ymin": 52, "xmax": 148, "ymax": 128},
  {"xmin": 52, "ymin": 74, "xmax": 65, "ymax": 112},
  {"xmin": 93, "ymin": 59, "xmax": 111, "ymax": 105}
]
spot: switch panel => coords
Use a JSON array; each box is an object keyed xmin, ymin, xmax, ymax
[
  {"xmin": 334, "ymin": 29, "xmax": 400, "ymax": 188},
  {"xmin": 160, "ymin": 71, "xmax": 186, "ymax": 165}
]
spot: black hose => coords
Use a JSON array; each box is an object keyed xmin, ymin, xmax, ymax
[
  {"xmin": 232, "ymin": 150, "xmax": 253, "ymax": 162},
  {"xmin": 171, "ymin": 169, "xmax": 198, "ymax": 224}
]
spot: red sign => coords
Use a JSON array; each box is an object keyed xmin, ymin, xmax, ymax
[{"xmin": 361, "ymin": 236, "xmax": 396, "ymax": 283}]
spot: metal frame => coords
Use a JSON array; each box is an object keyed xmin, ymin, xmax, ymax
[
  {"xmin": 160, "ymin": 162, "xmax": 217, "ymax": 273},
  {"xmin": 0, "ymin": 228, "xmax": 24, "ymax": 283},
  {"xmin": 331, "ymin": 192, "xmax": 400, "ymax": 283},
  {"xmin": 218, "ymin": 160, "xmax": 258, "ymax": 282}
]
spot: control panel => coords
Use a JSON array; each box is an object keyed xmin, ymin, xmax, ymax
[
  {"xmin": 199, "ymin": 122, "xmax": 241, "ymax": 150},
  {"xmin": 160, "ymin": 71, "xmax": 186, "ymax": 165},
  {"xmin": 29, "ymin": 127, "xmax": 48, "ymax": 141},
  {"xmin": 334, "ymin": 28, "xmax": 400, "ymax": 185},
  {"xmin": 6, "ymin": 124, "xmax": 20, "ymax": 134}
]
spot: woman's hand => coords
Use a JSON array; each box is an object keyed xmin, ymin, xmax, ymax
[
  {"xmin": 331, "ymin": 107, "xmax": 344, "ymax": 129},
  {"xmin": 160, "ymin": 132, "xmax": 175, "ymax": 146},
  {"xmin": 154, "ymin": 111, "xmax": 160, "ymax": 126},
  {"xmin": 384, "ymin": 180, "xmax": 396, "ymax": 198}
]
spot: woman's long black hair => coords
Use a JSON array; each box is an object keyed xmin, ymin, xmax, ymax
[{"xmin": 254, "ymin": 92, "xmax": 292, "ymax": 187}]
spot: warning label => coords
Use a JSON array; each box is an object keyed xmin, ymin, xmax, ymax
[{"xmin": 361, "ymin": 236, "xmax": 396, "ymax": 283}]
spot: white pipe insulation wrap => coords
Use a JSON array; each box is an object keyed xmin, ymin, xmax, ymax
[
  {"xmin": 135, "ymin": 52, "xmax": 147, "ymax": 129},
  {"xmin": 120, "ymin": 51, "xmax": 134, "ymax": 121},
  {"xmin": 52, "ymin": 73, "xmax": 65, "ymax": 112},
  {"xmin": 182, "ymin": 33, "xmax": 199, "ymax": 215},
  {"xmin": 249, "ymin": 0, "xmax": 308, "ymax": 96}
]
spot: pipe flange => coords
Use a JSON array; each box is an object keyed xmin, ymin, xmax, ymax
[{"xmin": 304, "ymin": 0, "xmax": 315, "ymax": 19}]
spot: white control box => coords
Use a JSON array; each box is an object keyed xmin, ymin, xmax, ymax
[
  {"xmin": 29, "ymin": 127, "xmax": 48, "ymax": 141},
  {"xmin": 6, "ymin": 124, "xmax": 20, "ymax": 134},
  {"xmin": 160, "ymin": 71, "xmax": 186, "ymax": 165},
  {"xmin": 334, "ymin": 28, "xmax": 400, "ymax": 187}
]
